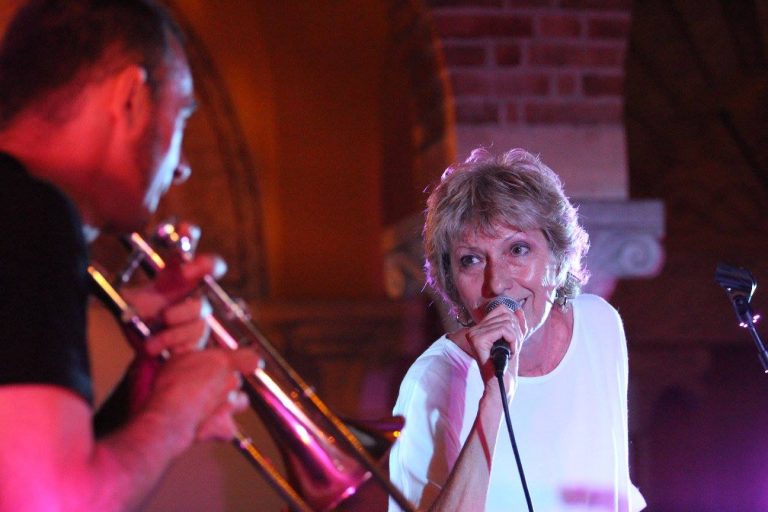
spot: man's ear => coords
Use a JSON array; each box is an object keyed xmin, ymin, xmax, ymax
[{"xmin": 110, "ymin": 65, "xmax": 151, "ymax": 138}]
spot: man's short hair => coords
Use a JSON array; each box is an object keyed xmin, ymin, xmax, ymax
[{"xmin": 0, "ymin": 0, "xmax": 185, "ymax": 127}]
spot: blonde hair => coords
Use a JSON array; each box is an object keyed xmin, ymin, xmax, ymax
[{"xmin": 423, "ymin": 148, "xmax": 590, "ymax": 315}]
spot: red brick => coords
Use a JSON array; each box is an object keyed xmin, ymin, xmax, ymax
[
  {"xmin": 583, "ymin": 73, "xmax": 624, "ymax": 96},
  {"xmin": 455, "ymin": 100, "xmax": 500, "ymax": 124},
  {"xmin": 528, "ymin": 43, "xmax": 578, "ymax": 66},
  {"xmin": 450, "ymin": 70, "xmax": 493, "ymax": 95},
  {"xmin": 524, "ymin": 100, "xmax": 624, "ymax": 124},
  {"xmin": 496, "ymin": 72, "xmax": 550, "ymax": 96},
  {"xmin": 442, "ymin": 44, "xmax": 487, "ymax": 66},
  {"xmin": 488, "ymin": 15, "xmax": 535, "ymax": 37},
  {"xmin": 556, "ymin": 73, "xmax": 578, "ymax": 95},
  {"xmin": 495, "ymin": 43, "xmax": 522, "ymax": 66},
  {"xmin": 504, "ymin": 102, "xmax": 521, "ymax": 123},
  {"xmin": 560, "ymin": 0, "xmax": 631, "ymax": 10},
  {"xmin": 539, "ymin": 14, "xmax": 583, "ymax": 38},
  {"xmin": 584, "ymin": 45, "xmax": 626, "ymax": 66},
  {"xmin": 432, "ymin": 13, "xmax": 533, "ymax": 39},
  {"xmin": 528, "ymin": 42, "xmax": 625, "ymax": 67},
  {"xmin": 506, "ymin": 0, "xmax": 554, "ymax": 6},
  {"xmin": 587, "ymin": 16, "xmax": 630, "ymax": 39},
  {"xmin": 426, "ymin": 0, "xmax": 502, "ymax": 6}
]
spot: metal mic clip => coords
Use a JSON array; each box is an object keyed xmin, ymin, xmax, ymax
[
  {"xmin": 715, "ymin": 262, "xmax": 758, "ymax": 327},
  {"xmin": 715, "ymin": 262, "xmax": 768, "ymax": 373}
]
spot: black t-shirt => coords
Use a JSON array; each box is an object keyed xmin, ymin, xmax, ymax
[{"xmin": 0, "ymin": 152, "xmax": 93, "ymax": 403}]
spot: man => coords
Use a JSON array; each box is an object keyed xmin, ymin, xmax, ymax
[{"xmin": 0, "ymin": 1, "xmax": 259, "ymax": 510}]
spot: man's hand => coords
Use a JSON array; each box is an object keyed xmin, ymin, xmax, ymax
[
  {"xmin": 111, "ymin": 252, "xmax": 228, "ymax": 416},
  {"xmin": 142, "ymin": 348, "xmax": 260, "ymax": 444},
  {"xmin": 122, "ymin": 253, "xmax": 226, "ymax": 357},
  {"xmin": 109, "ymin": 250, "xmax": 260, "ymax": 443}
]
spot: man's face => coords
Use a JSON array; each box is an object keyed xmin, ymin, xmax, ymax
[
  {"xmin": 134, "ymin": 42, "xmax": 196, "ymax": 223},
  {"xmin": 93, "ymin": 36, "xmax": 197, "ymax": 235}
]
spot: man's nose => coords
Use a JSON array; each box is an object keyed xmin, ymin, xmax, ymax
[{"xmin": 172, "ymin": 154, "xmax": 191, "ymax": 184}]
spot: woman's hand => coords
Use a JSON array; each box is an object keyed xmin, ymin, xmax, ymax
[{"xmin": 464, "ymin": 302, "xmax": 528, "ymax": 387}]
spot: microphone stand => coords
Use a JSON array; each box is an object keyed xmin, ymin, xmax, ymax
[
  {"xmin": 734, "ymin": 296, "xmax": 768, "ymax": 372},
  {"xmin": 715, "ymin": 262, "xmax": 768, "ymax": 372}
]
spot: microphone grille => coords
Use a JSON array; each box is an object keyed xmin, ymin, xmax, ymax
[{"xmin": 485, "ymin": 296, "xmax": 520, "ymax": 314}]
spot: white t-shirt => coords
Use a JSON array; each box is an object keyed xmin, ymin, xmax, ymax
[{"xmin": 389, "ymin": 294, "xmax": 645, "ymax": 511}]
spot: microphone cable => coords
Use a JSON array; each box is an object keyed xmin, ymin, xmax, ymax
[
  {"xmin": 495, "ymin": 371, "xmax": 534, "ymax": 512},
  {"xmin": 486, "ymin": 295, "xmax": 534, "ymax": 512}
]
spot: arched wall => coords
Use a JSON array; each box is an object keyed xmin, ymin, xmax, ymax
[
  {"xmin": 162, "ymin": 1, "xmax": 453, "ymax": 303},
  {"xmin": 0, "ymin": 2, "xmax": 455, "ymax": 510}
]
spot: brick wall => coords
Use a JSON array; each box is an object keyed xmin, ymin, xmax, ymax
[{"xmin": 426, "ymin": 0, "xmax": 631, "ymax": 127}]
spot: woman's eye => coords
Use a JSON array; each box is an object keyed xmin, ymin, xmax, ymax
[
  {"xmin": 459, "ymin": 255, "xmax": 479, "ymax": 267},
  {"xmin": 511, "ymin": 243, "xmax": 530, "ymax": 256}
]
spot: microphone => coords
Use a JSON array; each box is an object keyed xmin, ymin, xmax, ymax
[{"xmin": 485, "ymin": 296, "xmax": 521, "ymax": 377}]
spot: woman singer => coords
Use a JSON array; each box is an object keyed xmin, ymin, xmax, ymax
[{"xmin": 388, "ymin": 148, "xmax": 646, "ymax": 511}]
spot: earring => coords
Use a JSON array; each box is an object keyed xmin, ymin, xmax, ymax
[
  {"xmin": 554, "ymin": 272, "xmax": 579, "ymax": 309},
  {"xmin": 554, "ymin": 287, "xmax": 569, "ymax": 308},
  {"xmin": 455, "ymin": 305, "xmax": 475, "ymax": 327}
]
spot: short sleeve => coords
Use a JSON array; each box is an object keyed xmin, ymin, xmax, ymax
[
  {"xmin": 0, "ymin": 155, "xmax": 93, "ymax": 403},
  {"xmin": 389, "ymin": 348, "xmax": 466, "ymax": 511}
]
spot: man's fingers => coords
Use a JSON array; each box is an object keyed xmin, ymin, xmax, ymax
[
  {"xmin": 179, "ymin": 254, "xmax": 227, "ymax": 283},
  {"xmin": 161, "ymin": 296, "xmax": 211, "ymax": 325},
  {"xmin": 144, "ymin": 319, "xmax": 209, "ymax": 357}
]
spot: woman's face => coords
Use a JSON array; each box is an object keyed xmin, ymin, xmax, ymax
[{"xmin": 450, "ymin": 222, "xmax": 561, "ymax": 336}]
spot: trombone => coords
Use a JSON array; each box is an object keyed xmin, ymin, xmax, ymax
[{"xmin": 87, "ymin": 221, "xmax": 415, "ymax": 512}]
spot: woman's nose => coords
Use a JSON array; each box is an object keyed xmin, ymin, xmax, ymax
[{"xmin": 483, "ymin": 258, "xmax": 511, "ymax": 298}]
